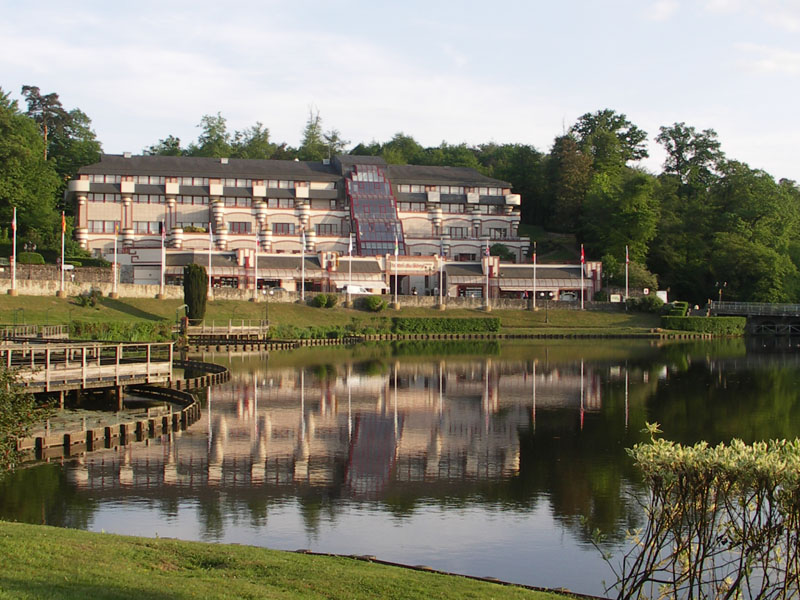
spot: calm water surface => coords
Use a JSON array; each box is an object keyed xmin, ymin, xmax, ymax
[{"xmin": 3, "ymin": 338, "xmax": 800, "ymax": 596}]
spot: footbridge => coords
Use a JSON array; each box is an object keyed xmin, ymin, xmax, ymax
[
  {"xmin": 709, "ymin": 301, "xmax": 800, "ymax": 335},
  {"xmin": 1, "ymin": 341, "xmax": 174, "ymax": 396}
]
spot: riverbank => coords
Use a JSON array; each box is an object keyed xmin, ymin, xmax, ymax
[
  {"xmin": 0, "ymin": 521, "xmax": 578, "ymax": 599},
  {"xmin": 0, "ymin": 294, "xmax": 664, "ymax": 337}
]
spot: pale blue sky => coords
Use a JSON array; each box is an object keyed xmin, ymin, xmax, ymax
[{"xmin": 1, "ymin": 0, "xmax": 798, "ymax": 180}]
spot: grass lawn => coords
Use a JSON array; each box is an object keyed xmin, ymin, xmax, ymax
[
  {"xmin": 0, "ymin": 521, "xmax": 571, "ymax": 600},
  {"xmin": 0, "ymin": 294, "xmax": 661, "ymax": 337}
]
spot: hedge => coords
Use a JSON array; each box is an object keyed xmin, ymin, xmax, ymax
[
  {"xmin": 661, "ymin": 316, "xmax": 746, "ymax": 335},
  {"xmin": 17, "ymin": 252, "xmax": 44, "ymax": 265},
  {"xmin": 392, "ymin": 317, "xmax": 501, "ymax": 334}
]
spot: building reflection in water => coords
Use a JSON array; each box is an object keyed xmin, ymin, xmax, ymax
[{"xmin": 64, "ymin": 357, "xmax": 612, "ymax": 499}]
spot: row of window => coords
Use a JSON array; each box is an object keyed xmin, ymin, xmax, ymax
[
  {"xmin": 395, "ymin": 184, "xmax": 508, "ymax": 196},
  {"xmin": 86, "ymin": 194, "xmax": 341, "ymax": 210},
  {"xmin": 87, "ymin": 220, "xmax": 509, "ymax": 239},
  {"xmin": 85, "ymin": 174, "xmax": 337, "ymax": 189},
  {"xmin": 396, "ymin": 202, "xmax": 505, "ymax": 215}
]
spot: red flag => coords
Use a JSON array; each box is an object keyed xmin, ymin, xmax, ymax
[
  {"xmin": 11, "ymin": 207, "xmax": 16, "ymax": 232},
  {"xmin": 61, "ymin": 212, "xmax": 66, "ymax": 233},
  {"xmin": 625, "ymin": 246, "xmax": 629, "ymax": 265},
  {"xmin": 580, "ymin": 244, "xmax": 585, "ymax": 264},
  {"xmin": 532, "ymin": 241, "xmax": 537, "ymax": 264},
  {"xmin": 484, "ymin": 240, "xmax": 490, "ymax": 257}
]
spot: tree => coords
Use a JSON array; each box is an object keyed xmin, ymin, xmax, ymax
[
  {"xmin": 477, "ymin": 143, "xmax": 546, "ymax": 225},
  {"xmin": 232, "ymin": 123, "xmax": 275, "ymax": 159},
  {"xmin": 545, "ymin": 135, "xmax": 593, "ymax": 232},
  {"xmin": 187, "ymin": 113, "xmax": 232, "ymax": 158},
  {"xmin": 656, "ymin": 122, "xmax": 724, "ymax": 188},
  {"xmin": 0, "ymin": 369, "xmax": 49, "ymax": 477},
  {"xmin": 322, "ymin": 129, "xmax": 349, "ymax": 159},
  {"xmin": 297, "ymin": 109, "xmax": 326, "ymax": 161},
  {"xmin": 20, "ymin": 85, "xmax": 69, "ymax": 160},
  {"xmin": 145, "ymin": 135, "xmax": 183, "ymax": 156},
  {"xmin": 570, "ymin": 108, "xmax": 649, "ymax": 162},
  {"xmin": 48, "ymin": 108, "xmax": 102, "ymax": 204},
  {"xmin": 183, "ymin": 264, "xmax": 208, "ymax": 322},
  {"xmin": 380, "ymin": 133, "xmax": 424, "ymax": 164},
  {"xmin": 0, "ymin": 89, "xmax": 60, "ymax": 240},
  {"xmin": 490, "ymin": 243, "xmax": 515, "ymax": 261}
]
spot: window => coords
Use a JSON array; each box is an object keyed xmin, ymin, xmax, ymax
[
  {"xmin": 448, "ymin": 227, "xmax": 469, "ymax": 239},
  {"xmin": 224, "ymin": 197, "xmax": 251, "ymax": 207},
  {"xmin": 229, "ymin": 221, "xmax": 252, "ymax": 234},
  {"xmin": 267, "ymin": 198, "xmax": 293, "ymax": 209},
  {"xmin": 316, "ymin": 223, "xmax": 339, "ymax": 235},
  {"xmin": 177, "ymin": 195, "xmax": 208, "ymax": 205},
  {"xmin": 133, "ymin": 221, "xmax": 161, "ymax": 234},
  {"xmin": 490, "ymin": 228, "xmax": 507, "ymax": 239},
  {"xmin": 88, "ymin": 220, "xmax": 121, "ymax": 233},
  {"xmin": 442, "ymin": 203, "xmax": 465, "ymax": 213},
  {"xmin": 272, "ymin": 222, "xmax": 295, "ymax": 235}
]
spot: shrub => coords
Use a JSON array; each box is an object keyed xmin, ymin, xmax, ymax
[
  {"xmin": 69, "ymin": 320, "xmax": 173, "ymax": 341},
  {"xmin": 599, "ymin": 430, "xmax": 800, "ymax": 600},
  {"xmin": 67, "ymin": 256, "xmax": 109, "ymax": 267},
  {"xmin": 183, "ymin": 264, "xmax": 207, "ymax": 322},
  {"xmin": 661, "ymin": 315, "xmax": 746, "ymax": 335},
  {"xmin": 65, "ymin": 260, "xmax": 82, "ymax": 268},
  {"xmin": 626, "ymin": 295, "xmax": 664, "ymax": 313},
  {"xmin": 594, "ymin": 290, "xmax": 609, "ymax": 302},
  {"xmin": 364, "ymin": 296, "xmax": 386, "ymax": 312},
  {"xmin": 312, "ymin": 293, "xmax": 328, "ymax": 308},
  {"xmin": 74, "ymin": 289, "xmax": 102, "ymax": 308},
  {"xmin": 668, "ymin": 301, "xmax": 689, "ymax": 317},
  {"xmin": 17, "ymin": 252, "xmax": 44, "ymax": 265},
  {"xmin": 392, "ymin": 317, "xmax": 501, "ymax": 334},
  {"xmin": 325, "ymin": 294, "xmax": 338, "ymax": 308}
]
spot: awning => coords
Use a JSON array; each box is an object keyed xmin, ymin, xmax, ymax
[
  {"xmin": 448, "ymin": 275, "xmax": 485, "ymax": 284},
  {"xmin": 498, "ymin": 278, "xmax": 593, "ymax": 291}
]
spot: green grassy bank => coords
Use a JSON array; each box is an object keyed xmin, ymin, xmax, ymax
[
  {"xmin": 0, "ymin": 294, "xmax": 661, "ymax": 337},
  {"xmin": 0, "ymin": 521, "xmax": 569, "ymax": 600}
]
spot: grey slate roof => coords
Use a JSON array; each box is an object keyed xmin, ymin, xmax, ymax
[
  {"xmin": 384, "ymin": 164, "xmax": 510, "ymax": 187},
  {"xmin": 79, "ymin": 155, "xmax": 341, "ymax": 181}
]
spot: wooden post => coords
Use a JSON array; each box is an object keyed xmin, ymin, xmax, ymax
[{"xmin": 115, "ymin": 386, "xmax": 123, "ymax": 411}]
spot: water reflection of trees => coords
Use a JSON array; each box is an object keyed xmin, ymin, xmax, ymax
[{"xmin": 9, "ymin": 338, "xmax": 800, "ymax": 559}]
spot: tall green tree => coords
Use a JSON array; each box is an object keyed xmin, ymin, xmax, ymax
[
  {"xmin": 231, "ymin": 123, "xmax": 275, "ymax": 159},
  {"xmin": 187, "ymin": 113, "xmax": 232, "ymax": 158},
  {"xmin": 570, "ymin": 108, "xmax": 649, "ymax": 162},
  {"xmin": 545, "ymin": 135, "xmax": 593, "ymax": 232},
  {"xmin": 48, "ymin": 108, "xmax": 102, "ymax": 209},
  {"xmin": 145, "ymin": 135, "xmax": 183, "ymax": 156},
  {"xmin": 656, "ymin": 122, "xmax": 724, "ymax": 188},
  {"xmin": 183, "ymin": 264, "xmax": 208, "ymax": 322},
  {"xmin": 0, "ymin": 89, "xmax": 60, "ymax": 240},
  {"xmin": 20, "ymin": 85, "xmax": 69, "ymax": 160},
  {"xmin": 297, "ymin": 109, "xmax": 326, "ymax": 161},
  {"xmin": 380, "ymin": 133, "xmax": 424, "ymax": 164}
]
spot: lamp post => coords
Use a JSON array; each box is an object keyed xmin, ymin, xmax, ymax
[
  {"xmin": 544, "ymin": 291, "xmax": 554, "ymax": 324},
  {"xmin": 716, "ymin": 281, "xmax": 727, "ymax": 304}
]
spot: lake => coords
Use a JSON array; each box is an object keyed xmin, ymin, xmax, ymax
[{"xmin": 2, "ymin": 337, "xmax": 800, "ymax": 596}]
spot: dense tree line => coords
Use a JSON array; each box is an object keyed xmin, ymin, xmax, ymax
[{"xmin": 2, "ymin": 83, "xmax": 798, "ymax": 304}]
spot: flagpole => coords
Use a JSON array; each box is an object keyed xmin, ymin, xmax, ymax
[
  {"xmin": 112, "ymin": 225, "xmax": 118, "ymax": 298},
  {"xmin": 208, "ymin": 222, "xmax": 213, "ymax": 300},
  {"xmin": 301, "ymin": 228, "xmax": 305, "ymax": 302},
  {"xmin": 253, "ymin": 228, "xmax": 259, "ymax": 301},
  {"xmin": 347, "ymin": 233, "xmax": 352, "ymax": 307},
  {"xmin": 484, "ymin": 239, "xmax": 490, "ymax": 311},
  {"xmin": 625, "ymin": 245, "xmax": 629, "ymax": 303},
  {"xmin": 580, "ymin": 243, "xmax": 585, "ymax": 310},
  {"xmin": 532, "ymin": 241, "xmax": 537, "ymax": 311},
  {"xmin": 439, "ymin": 237, "xmax": 444, "ymax": 308},
  {"xmin": 60, "ymin": 211, "xmax": 65, "ymax": 296},
  {"xmin": 159, "ymin": 221, "xmax": 165, "ymax": 298},
  {"xmin": 10, "ymin": 207, "xmax": 17, "ymax": 296},
  {"xmin": 394, "ymin": 234, "xmax": 398, "ymax": 308}
]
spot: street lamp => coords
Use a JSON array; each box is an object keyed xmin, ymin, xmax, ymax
[
  {"xmin": 715, "ymin": 281, "xmax": 727, "ymax": 303},
  {"xmin": 262, "ymin": 288, "xmax": 274, "ymax": 328},
  {"xmin": 544, "ymin": 291, "xmax": 555, "ymax": 324}
]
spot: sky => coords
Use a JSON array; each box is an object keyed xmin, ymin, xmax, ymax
[{"xmin": 1, "ymin": 0, "xmax": 798, "ymax": 181}]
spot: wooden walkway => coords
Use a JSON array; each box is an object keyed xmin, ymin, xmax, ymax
[{"xmin": 1, "ymin": 341, "xmax": 173, "ymax": 393}]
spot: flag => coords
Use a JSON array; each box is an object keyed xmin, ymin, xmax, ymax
[
  {"xmin": 161, "ymin": 221, "xmax": 166, "ymax": 243},
  {"xmin": 532, "ymin": 241, "xmax": 537, "ymax": 264},
  {"xmin": 484, "ymin": 240, "xmax": 490, "ymax": 257},
  {"xmin": 394, "ymin": 235, "xmax": 399, "ymax": 257},
  {"xmin": 114, "ymin": 222, "xmax": 119, "ymax": 235},
  {"xmin": 11, "ymin": 207, "xmax": 16, "ymax": 232},
  {"xmin": 61, "ymin": 212, "xmax": 66, "ymax": 234},
  {"xmin": 348, "ymin": 233, "xmax": 352, "ymax": 256},
  {"xmin": 209, "ymin": 222, "xmax": 214, "ymax": 244},
  {"xmin": 625, "ymin": 245, "xmax": 629, "ymax": 265},
  {"xmin": 580, "ymin": 243, "xmax": 585, "ymax": 264}
]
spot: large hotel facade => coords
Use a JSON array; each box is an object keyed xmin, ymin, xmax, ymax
[{"xmin": 67, "ymin": 154, "xmax": 599, "ymax": 299}]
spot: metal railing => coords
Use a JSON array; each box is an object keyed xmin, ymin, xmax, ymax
[
  {"xmin": 710, "ymin": 301, "xmax": 800, "ymax": 317},
  {"xmin": 1, "ymin": 341, "xmax": 173, "ymax": 392},
  {"xmin": 0, "ymin": 324, "xmax": 69, "ymax": 340},
  {"xmin": 186, "ymin": 320, "xmax": 269, "ymax": 334}
]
